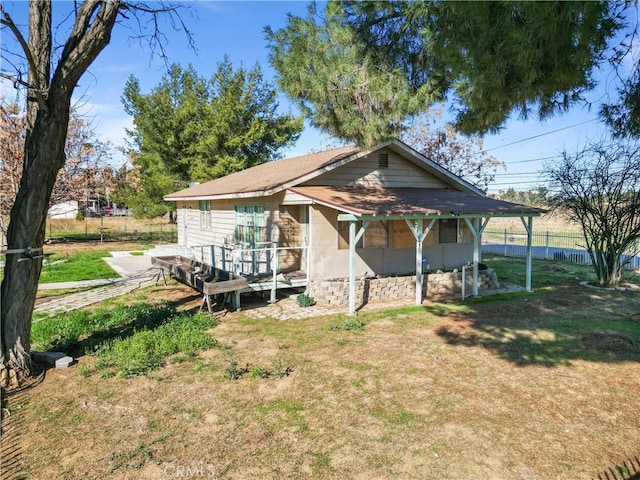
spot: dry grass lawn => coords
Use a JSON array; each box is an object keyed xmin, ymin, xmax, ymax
[
  {"xmin": 487, "ymin": 210, "xmax": 582, "ymax": 234},
  {"xmin": 7, "ymin": 282, "xmax": 640, "ymax": 480}
]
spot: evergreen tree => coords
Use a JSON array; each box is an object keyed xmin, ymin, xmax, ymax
[
  {"xmin": 267, "ymin": 1, "xmax": 626, "ymax": 140},
  {"xmin": 121, "ymin": 58, "xmax": 303, "ymax": 218}
]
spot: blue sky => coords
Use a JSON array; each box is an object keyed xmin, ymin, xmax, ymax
[{"xmin": 0, "ymin": 1, "xmax": 618, "ymax": 194}]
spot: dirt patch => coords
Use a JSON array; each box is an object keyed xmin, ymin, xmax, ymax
[
  {"xmin": 582, "ymin": 330, "xmax": 638, "ymax": 352},
  {"xmin": 581, "ymin": 281, "xmax": 640, "ymax": 292},
  {"xmin": 43, "ymin": 240, "xmax": 158, "ymax": 256}
]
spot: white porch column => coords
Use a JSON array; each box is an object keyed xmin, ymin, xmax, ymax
[
  {"xmin": 464, "ymin": 217, "xmax": 490, "ymax": 297},
  {"xmin": 415, "ymin": 219, "xmax": 424, "ymax": 305},
  {"xmin": 521, "ymin": 216, "xmax": 534, "ymax": 291},
  {"xmin": 348, "ymin": 220, "xmax": 369, "ymax": 315},
  {"xmin": 405, "ymin": 218, "xmax": 436, "ymax": 305},
  {"xmin": 349, "ymin": 221, "xmax": 356, "ymax": 315}
]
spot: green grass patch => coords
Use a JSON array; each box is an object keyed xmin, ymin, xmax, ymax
[
  {"xmin": 32, "ymin": 303, "xmax": 176, "ymax": 353},
  {"xmin": 95, "ymin": 313, "xmax": 219, "ymax": 378},
  {"xmin": 484, "ymin": 254, "xmax": 640, "ymax": 288},
  {"xmin": 39, "ymin": 250, "xmax": 117, "ymax": 283},
  {"xmin": 32, "ymin": 303, "xmax": 220, "ymax": 377}
]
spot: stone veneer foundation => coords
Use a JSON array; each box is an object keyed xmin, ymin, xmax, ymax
[{"xmin": 308, "ymin": 268, "xmax": 500, "ymax": 307}]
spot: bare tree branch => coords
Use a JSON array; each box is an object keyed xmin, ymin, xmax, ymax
[{"xmin": 1, "ymin": 5, "xmax": 51, "ymax": 116}]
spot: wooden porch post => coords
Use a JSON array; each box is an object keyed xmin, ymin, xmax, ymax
[
  {"xmin": 270, "ymin": 243, "xmax": 278, "ymax": 303},
  {"xmin": 473, "ymin": 218, "xmax": 480, "ymax": 296},
  {"xmin": 415, "ymin": 219, "xmax": 424, "ymax": 305}
]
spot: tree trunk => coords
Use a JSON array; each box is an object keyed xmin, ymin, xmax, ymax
[
  {"xmin": 0, "ymin": 0, "xmax": 121, "ymax": 388},
  {"xmin": 0, "ymin": 96, "xmax": 70, "ymax": 387}
]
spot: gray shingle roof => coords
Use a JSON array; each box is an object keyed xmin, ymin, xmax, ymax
[{"xmin": 164, "ymin": 145, "xmax": 359, "ymax": 200}]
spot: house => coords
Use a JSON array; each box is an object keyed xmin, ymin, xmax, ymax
[
  {"xmin": 164, "ymin": 139, "xmax": 543, "ymax": 314},
  {"xmin": 47, "ymin": 200, "xmax": 79, "ymax": 219}
]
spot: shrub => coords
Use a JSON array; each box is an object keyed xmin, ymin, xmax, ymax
[
  {"xmin": 296, "ymin": 293, "xmax": 315, "ymax": 307},
  {"xmin": 343, "ymin": 319, "xmax": 365, "ymax": 331}
]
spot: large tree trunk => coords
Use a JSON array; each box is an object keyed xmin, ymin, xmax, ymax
[
  {"xmin": 0, "ymin": 97, "xmax": 70, "ymax": 386},
  {"xmin": 0, "ymin": 0, "xmax": 120, "ymax": 388}
]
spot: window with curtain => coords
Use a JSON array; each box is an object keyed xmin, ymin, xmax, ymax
[
  {"xmin": 198, "ymin": 200, "xmax": 211, "ymax": 229},
  {"xmin": 234, "ymin": 205, "xmax": 265, "ymax": 244}
]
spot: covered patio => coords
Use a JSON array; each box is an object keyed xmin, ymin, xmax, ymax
[{"xmin": 289, "ymin": 186, "xmax": 545, "ymax": 315}]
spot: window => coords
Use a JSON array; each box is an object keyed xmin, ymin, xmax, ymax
[
  {"xmin": 338, "ymin": 220, "xmax": 389, "ymax": 249},
  {"xmin": 438, "ymin": 219, "xmax": 474, "ymax": 244},
  {"xmin": 198, "ymin": 200, "xmax": 211, "ymax": 229},
  {"xmin": 234, "ymin": 205, "xmax": 265, "ymax": 244},
  {"xmin": 378, "ymin": 152, "xmax": 389, "ymax": 169},
  {"xmin": 439, "ymin": 219, "xmax": 458, "ymax": 244}
]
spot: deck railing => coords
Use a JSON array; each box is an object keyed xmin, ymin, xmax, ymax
[{"xmin": 182, "ymin": 242, "xmax": 309, "ymax": 302}]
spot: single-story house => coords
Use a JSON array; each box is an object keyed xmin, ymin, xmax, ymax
[
  {"xmin": 47, "ymin": 200, "xmax": 79, "ymax": 219},
  {"xmin": 164, "ymin": 139, "xmax": 543, "ymax": 314}
]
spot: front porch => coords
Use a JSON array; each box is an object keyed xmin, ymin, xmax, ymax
[{"xmin": 155, "ymin": 242, "xmax": 309, "ymax": 310}]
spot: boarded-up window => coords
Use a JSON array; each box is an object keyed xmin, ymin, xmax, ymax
[
  {"xmin": 338, "ymin": 221, "xmax": 363, "ymax": 249},
  {"xmin": 338, "ymin": 220, "xmax": 389, "ymax": 249},
  {"xmin": 458, "ymin": 220, "xmax": 474, "ymax": 243},
  {"xmin": 365, "ymin": 220, "xmax": 389, "ymax": 248},
  {"xmin": 278, "ymin": 206, "xmax": 300, "ymax": 247},
  {"xmin": 392, "ymin": 220, "xmax": 436, "ymax": 249}
]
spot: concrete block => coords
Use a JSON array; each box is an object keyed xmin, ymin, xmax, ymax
[{"xmin": 32, "ymin": 351, "xmax": 75, "ymax": 369}]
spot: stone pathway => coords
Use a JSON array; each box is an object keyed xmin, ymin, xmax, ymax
[
  {"xmin": 242, "ymin": 297, "xmax": 344, "ymax": 320},
  {"xmin": 34, "ymin": 271, "xmax": 159, "ymax": 316},
  {"xmin": 33, "ymin": 252, "xmax": 161, "ymax": 316}
]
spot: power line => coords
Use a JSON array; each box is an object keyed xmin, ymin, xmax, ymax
[
  {"xmin": 485, "ymin": 118, "xmax": 598, "ymax": 152},
  {"xmin": 506, "ymin": 155, "xmax": 559, "ymax": 164},
  {"xmin": 493, "ymin": 171, "xmax": 540, "ymax": 176},
  {"xmin": 489, "ymin": 179, "xmax": 548, "ymax": 186}
]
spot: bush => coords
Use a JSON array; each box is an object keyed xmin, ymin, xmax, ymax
[{"xmin": 296, "ymin": 293, "xmax": 315, "ymax": 307}]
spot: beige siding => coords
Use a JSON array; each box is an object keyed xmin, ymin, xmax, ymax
[
  {"xmin": 175, "ymin": 193, "xmax": 310, "ymax": 270},
  {"xmin": 176, "ymin": 193, "xmax": 286, "ymax": 248},
  {"xmin": 303, "ymin": 148, "xmax": 448, "ymax": 189},
  {"xmin": 282, "ymin": 190, "xmax": 313, "ymax": 205},
  {"xmin": 308, "ymin": 205, "xmax": 474, "ymax": 280}
]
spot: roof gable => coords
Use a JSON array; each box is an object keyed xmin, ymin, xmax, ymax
[{"xmin": 164, "ymin": 139, "xmax": 484, "ymax": 201}]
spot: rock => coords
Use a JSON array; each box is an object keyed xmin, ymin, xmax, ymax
[{"xmin": 31, "ymin": 351, "xmax": 74, "ymax": 369}]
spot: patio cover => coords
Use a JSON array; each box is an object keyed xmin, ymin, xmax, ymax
[
  {"xmin": 289, "ymin": 186, "xmax": 545, "ymax": 314},
  {"xmin": 288, "ymin": 186, "xmax": 541, "ymax": 217}
]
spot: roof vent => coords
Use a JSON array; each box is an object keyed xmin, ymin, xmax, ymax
[{"xmin": 378, "ymin": 153, "xmax": 389, "ymax": 169}]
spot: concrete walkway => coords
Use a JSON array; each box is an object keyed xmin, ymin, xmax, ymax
[{"xmin": 34, "ymin": 253, "xmax": 161, "ymax": 316}]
